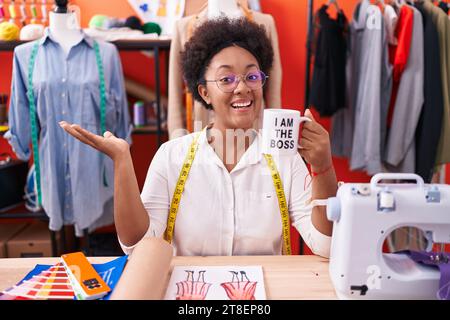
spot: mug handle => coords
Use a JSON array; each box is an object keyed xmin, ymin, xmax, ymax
[
  {"xmin": 298, "ymin": 117, "xmax": 312, "ymax": 150},
  {"xmin": 299, "ymin": 116, "xmax": 312, "ymax": 124}
]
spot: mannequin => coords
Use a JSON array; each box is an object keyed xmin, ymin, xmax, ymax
[
  {"xmin": 49, "ymin": 0, "xmax": 82, "ymax": 55},
  {"xmin": 6, "ymin": 0, "xmax": 132, "ymax": 238},
  {"xmin": 208, "ymin": 0, "xmax": 243, "ymax": 19}
]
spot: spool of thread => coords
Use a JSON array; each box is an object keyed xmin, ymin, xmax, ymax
[
  {"xmin": 19, "ymin": 2, "xmax": 26, "ymax": 25},
  {"xmin": 0, "ymin": 21, "xmax": 20, "ymax": 40},
  {"xmin": 133, "ymin": 101, "xmax": 146, "ymax": 127},
  {"xmin": 142, "ymin": 22, "xmax": 161, "ymax": 35},
  {"xmin": 8, "ymin": 2, "xmax": 16, "ymax": 23},
  {"xmin": 0, "ymin": 4, "xmax": 5, "ymax": 22},
  {"xmin": 41, "ymin": 3, "xmax": 47, "ymax": 23},
  {"xmin": 30, "ymin": 3, "xmax": 37, "ymax": 24},
  {"xmin": 124, "ymin": 15, "xmax": 143, "ymax": 31}
]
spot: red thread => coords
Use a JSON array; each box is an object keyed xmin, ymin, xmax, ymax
[{"xmin": 311, "ymin": 164, "xmax": 333, "ymax": 178}]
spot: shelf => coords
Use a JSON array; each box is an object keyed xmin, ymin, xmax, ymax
[
  {"xmin": 0, "ymin": 202, "xmax": 47, "ymax": 220},
  {"xmin": 0, "ymin": 39, "xmax": 171, "ymax": 51}
]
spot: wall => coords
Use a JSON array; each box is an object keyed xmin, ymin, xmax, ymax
[
  {"xmin": 1, "ymin": 0, "xmax": 449, "ymax": 252},
  {"xmin": 0, "ymin": 0, "xmax": 371, "ymax": 183}
]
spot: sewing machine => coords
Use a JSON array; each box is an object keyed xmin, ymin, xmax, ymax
[{"xmin": 326, "ymin": 173, "xmax": 450, "ymax": 300}]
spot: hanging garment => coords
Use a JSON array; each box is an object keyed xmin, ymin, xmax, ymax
[
  {"xmin": 330, "ymin": 2, "xmax": 363, "ymax": 159},
  {"xmin": 5, "ymin": 29, "xmax": 132, "ymax": 236},
  {"xmin": 309, "ymin": 5, "xmax": 348, "ymax": 117},
  {"xmin": 438, "ymin": 1, "xmax": 449, "ymax": 14},
  {"xmin": 415, "ymin": 2, "xmax": 444, "ymax": 182},
  {"xmin": 167, "ymin": 8, "xmax": 283, "ymax": 139},
  {"xmin": 384, "ymin": 6, "xmax": 424, "ymax": 173},
  {"xmin": 386, "ymin": 4, "xmax": 414, "ymax": 128},
  {"xmin": 384, "ymin": 4, "xmax": 399, "ymax": 46},
  {"xmin": 423, "ymin": 1, "xmax": 450, "ymax": 167},
  {"xmin": 331, "ymin": 1, "xmax": 393, "ymax": 174}
]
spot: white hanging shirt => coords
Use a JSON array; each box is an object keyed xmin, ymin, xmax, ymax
[
  {"xmin": 119, "ymin": 129, "xmax": 331, "ymax": 257},
  {"xmin": 384, "ymin": 4, "xmax": 399, "ymax": 46}
]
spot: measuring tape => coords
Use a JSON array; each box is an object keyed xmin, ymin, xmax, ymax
[
  {"xmin": 28, "ymin": 40, "xmax": 107, "ymax": 205},
  {"xmin": 28, "ymin": 42, "xmax": 42, "ymax": 205},
  {"xmin": 164, "ymin": 128, "xmax": 204, "ymax": 243},
  {"xmin": 93, "ymin": 41, "xmax": 107, "ymax": 136},
  {"xmin": 164, "ymin": 130, "xmax": 292, "ymax": 255},
  {"xmin": 263, "ymin": 154, "xmax": 292, "ymax": 255}
]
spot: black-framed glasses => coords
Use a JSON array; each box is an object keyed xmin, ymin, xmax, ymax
[{"xmin": 204, "ymin": 70, "xmax": 269, "ymax": 93}]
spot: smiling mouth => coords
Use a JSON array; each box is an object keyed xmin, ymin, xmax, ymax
[{"xmin": 231, "ymin": 100, "xmax": 253, "ymax": 109}]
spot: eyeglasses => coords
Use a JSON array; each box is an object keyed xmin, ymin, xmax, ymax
[{"xmin": 204, "ymin": 70, "xmax": 269, "ymax": 93}]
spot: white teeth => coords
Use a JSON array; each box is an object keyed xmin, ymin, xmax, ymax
[{"xmin": 231, "ymin": 101, "xmax": 252, "ymax": 108}]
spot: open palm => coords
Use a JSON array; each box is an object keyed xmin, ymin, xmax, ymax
[{"xmin": 59, "ymin": 121, "xmax": 129, "ymax": 161}]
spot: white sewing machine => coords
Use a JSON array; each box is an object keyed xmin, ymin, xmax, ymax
[{"xmin": 326, "ymin": 173, "xmax": 450, "ymax": 300}]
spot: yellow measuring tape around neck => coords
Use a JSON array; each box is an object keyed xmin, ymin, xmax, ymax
[
  {"xmin": 164, "ymin": 129, "xmax": 292, "ymax": 255},
  {"xmin": 263, "ymin": 154, "xmax": 292, "ymax": 255},
  {"xmin": 164, "ymin": 128, "xmax": 204, "ymax": 243}
]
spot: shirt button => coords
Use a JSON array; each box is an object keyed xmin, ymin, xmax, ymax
[
  {"xmin": 62, "ymin": 78, "xmax": 66, "ymax": 83},
  {"xmin": 61, "ymin": 93, "xmax": 66, "ymax": 98},
  {"xmin": 62, "ymin": 111, "xmax": 66, "ymax": 115}
]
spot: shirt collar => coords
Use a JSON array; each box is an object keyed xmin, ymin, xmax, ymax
[
  {"xmin": 39, "ymin": 27, "xmax": 95, "ymax": 48},
  {"xmin": 196, "ymin": 125, "xmax": 264, "ymax": 172}
]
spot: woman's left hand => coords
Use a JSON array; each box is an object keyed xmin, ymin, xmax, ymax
[{"xmin": 298, "ymin": 108, "xmax": 333, "ymax": 172}]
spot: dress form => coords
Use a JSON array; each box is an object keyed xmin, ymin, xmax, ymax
[
  {"xmin": 208, "ymin": 0, "xmax": 243, "ymax": 19},
  {"xmin": 48, "ymin": 1, "xmax": 82, "ymax": 55}
]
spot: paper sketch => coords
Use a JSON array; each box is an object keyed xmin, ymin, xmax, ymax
[
  {"xmin": 176, "ymin": 270, "xmax": 212, "ymax": 300},
  {"xmin": 221, "ymin": 271, "xmax": 257, "ymax": 300},
  {"xmin": 165, "ymin": 266, "xmax": 266, "ymax": 300}
]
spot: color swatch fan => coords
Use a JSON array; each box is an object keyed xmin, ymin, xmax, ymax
[
  {"xmin": 0, "ymin": 263, "xmax": 75, "ymax": 300},
  {"xmin": 61, "ymin": 252, "xmax": 111, "ymax": 300}
]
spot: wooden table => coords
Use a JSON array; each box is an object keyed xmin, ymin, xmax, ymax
[{"xmin": 0, "ymin": 255, "xmax": 336, "ymax": 300}]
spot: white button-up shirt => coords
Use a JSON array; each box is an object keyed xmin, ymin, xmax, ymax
[{"xmin": 119, "ymin": 129, "xmax": 331, "ymax": 257}]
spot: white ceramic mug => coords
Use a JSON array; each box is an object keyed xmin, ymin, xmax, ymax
[{"xmin": 262, "ymin": 109, "xmax": 311, "ymax": 156}]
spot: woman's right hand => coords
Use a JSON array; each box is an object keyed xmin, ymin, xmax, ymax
[{"xmin": 59, "ymin": 121, "xmax": 130, "ymax": 161}]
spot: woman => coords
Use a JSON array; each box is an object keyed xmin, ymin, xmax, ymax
[{"xmin": 60, "ymin": 17, "xmax": 337, "ymax": 257}]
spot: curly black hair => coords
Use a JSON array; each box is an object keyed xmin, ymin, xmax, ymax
[{"xmin": 181, "ymin": 17, "xmax": 274, "ymax": 110}]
